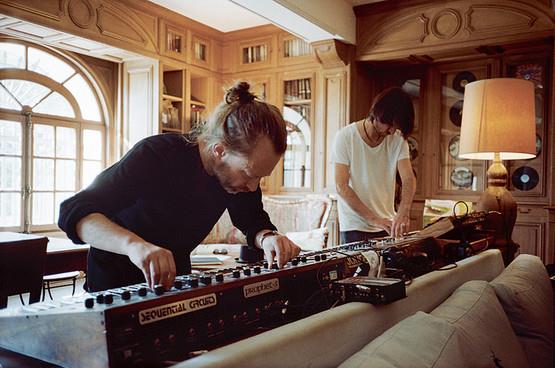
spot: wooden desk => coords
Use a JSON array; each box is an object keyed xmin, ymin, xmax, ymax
[{"xmin": 45, "ymin": 238, "xmax": 88, "ymax": 275}]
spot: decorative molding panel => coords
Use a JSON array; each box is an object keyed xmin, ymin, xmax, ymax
[
  {"xmin": 0, "ymin": 0, "xmax": 64, "ymax": 21},
  {"xmin": 357, "ymin": 0, "xmax": 555, "ymax": 61},
  {"xmin": 312, "ymin": 39, "xmax": 351, "ymax": 68},
  {"xmin": 68, "ymin": 0, "xmax": 94, "ymax": 29}
]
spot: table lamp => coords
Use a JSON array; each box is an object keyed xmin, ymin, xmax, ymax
[{"xmin": 459, "ymin": 78, "xmax": 536, "ymax": 263}]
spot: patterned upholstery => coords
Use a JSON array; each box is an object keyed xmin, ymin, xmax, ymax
[{"xmin": 202, "ymin": 194, "xmax": 333, "ymax": 248}]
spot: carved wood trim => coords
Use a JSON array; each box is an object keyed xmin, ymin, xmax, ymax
[
  {"xmin": 95, "ymin": 3, "xmax": 157, "ymax": 53},
  {"xmin": 357, "ymin": 0, "xmax": 555, "ymax": 61},
  {"xmin": 67, "ymin": 0, "xmax": 94, "ymax": 29},
  {"xmin": 0, "ymin": 0, "xmax": 64, "ymax": 21},
  {"xmin": 430, "ymin": 8, "xmax": 461, "ymax": 40},
  {"xmin": 312, "ymin": 39, "xmax": 351, "ymax": 68}
]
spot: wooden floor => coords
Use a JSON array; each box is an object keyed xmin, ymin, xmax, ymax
[{"xmin": 5, "ymin": 277, "xmax": 86, "ymax": 310}]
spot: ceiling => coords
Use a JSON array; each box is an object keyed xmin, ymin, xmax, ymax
[{"xmin": 148, "ymin": 0, "xmax": 385, "ymax": 33}]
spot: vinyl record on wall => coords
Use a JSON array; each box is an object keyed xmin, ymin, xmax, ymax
[
  {"xmin": 452, "ymin": 71, "xmax": 477, "ymax": 93},
  {"xmin": 450, "ymin": 167, "xmax": 473, "ymax": 188},
  {"xmin": 449, "ymin": 100, "xmax": 464, "ymax": 127},
  {"xmin": 515, "ymin": 63, "xmax": 543, "ymax": 88},
  {"xmin": 512, "ymin": 166, "xmax": 539, "ymax": 191},
  {"xmin": 448, "ymin": 135, "xmax": 462, "ymax": 159},
  {"xmin": 407, "ymin": 136, "xmax": 418, "ymax": 161}
]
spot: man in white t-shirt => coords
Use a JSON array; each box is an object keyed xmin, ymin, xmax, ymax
[{"xmin": 332, "ymin": 87, "xmax": 416, "ymax": 244}]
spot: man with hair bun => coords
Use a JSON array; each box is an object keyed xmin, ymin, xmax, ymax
[{"xmin": 59, "ymin": 81, "xmax": 301, "ymax": 292}]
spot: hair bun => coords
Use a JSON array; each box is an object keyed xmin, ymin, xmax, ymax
[{"xmin": 225, "ymin": 81, "xmax": 256, "ymax": 104}]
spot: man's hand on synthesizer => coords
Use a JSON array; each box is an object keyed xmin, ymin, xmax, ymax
[
  {"xmin": 258, "ymin": 231, "xmax": 301, "ymax": 269},
  {"xmin": 127, "ymin": 241, "xmax": 176, "ymax": 290}
]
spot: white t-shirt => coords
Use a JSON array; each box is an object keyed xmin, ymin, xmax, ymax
[{"xmin": 332, "ymin": 122, "xmax": 409, "ymax": 232}]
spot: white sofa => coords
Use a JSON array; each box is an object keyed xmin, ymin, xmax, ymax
[{"xmin": 175, "ymin": 249, "xmax": 554, "ymax": 368}]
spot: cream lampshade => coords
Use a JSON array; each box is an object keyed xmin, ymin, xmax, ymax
[{"xmin": 459, "ymin": 78, "xmax": 536, "ymax": 264}]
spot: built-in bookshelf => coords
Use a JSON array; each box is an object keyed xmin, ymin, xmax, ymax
[
  {"xmin": 283, "ymin": 38, "xmax": 311, "ymax": 58},
  {"xmin": 242, "ymin": 44, "xmax": 268, "ymax": 64},
  {"xmin": 160, "ymin": 66, "xmax": 185, "ymax": 133}
]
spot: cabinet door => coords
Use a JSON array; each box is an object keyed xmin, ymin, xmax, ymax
[
  {"xmin": 191, "ymin": 35, "xmax": 211, "ymax": 68},
  {"xmin": 504, "ymin": 55, "xmax": 550, "ymax": 199},
  {"xmin": 160, "ymin": 66, "xmax": 185, "ymax": 133},
  {"xmin": 433, "ymin": 60, "xmax": 494, "ymax": 196},
  {"xmin": 238, "ymin": 37, "xmax": 273, "ymax": 71},
  {"xmin": 160, "ymin": 21, "xmax": 187, "ymax": 61},
  {"xmin": 278, "ymin": 33, "xmax": 313, "ymax": 66}
]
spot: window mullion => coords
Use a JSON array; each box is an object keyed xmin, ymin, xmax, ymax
[{"xmin": 21, "ymin": 108, "xmax": 32, "ymax": 233}]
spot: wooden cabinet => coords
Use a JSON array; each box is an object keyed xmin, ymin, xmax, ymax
[
  {"xmin": 160, "ymin": 64, "xmax": 185, "ymax": 133},
  {"xmin": 237, "ymin": 36, "xmax": 274, "ymax": 71},
  {"xmin": 191, "ymin": 35, "xmax": 211, "ymax": 69},
  {"xmin": 160, "ymin": 21, "xmax": 187, "ymax": 61},
  {"xmin": 278, "ymin": 33, "xmax": 314, "ymax": 66},
  {"xmin": 159, "ymin": 63, "xmax": 212, "ymax": 134}
]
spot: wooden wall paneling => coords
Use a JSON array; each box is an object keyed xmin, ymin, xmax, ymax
[
  {"xmin": 513, "ymin": 213, "xmax": 546, "ymax": 261},
  {"xmin": 0, "ymin": 0, "xmax": 159, "ymax": 59},
  {"xmin": 355, "ymin": 0, "xmax": 555, "ymax": 62},
  {"xmin": 122, "ymin": 58, "xmax": 159, "ymax": 154},
  {"xmin": 322, "ymin": 69, "xmax": 348, "ymax": 192}
]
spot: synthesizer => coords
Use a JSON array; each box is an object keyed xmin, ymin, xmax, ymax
[{"xmin": 0, "ymin": 241, "xmax": 380, "ymax": 368}]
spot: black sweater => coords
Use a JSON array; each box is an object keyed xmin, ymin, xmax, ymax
[{"xmin": 58, "ymin": 134, "xmax": 275, "ymax": 291}]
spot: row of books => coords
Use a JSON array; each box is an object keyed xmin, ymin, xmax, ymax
[
  {"xmin": 283, "ymin": 38, "xmax": 311, "ymax": 58},
  {"xmin": 242, "ymin": 45, "xmax": 268, "ymax": 64},
  {"xmin": 167, "ymin": 33, "xmax": 182, "ymax": 53},
  {"xmin": 284, "ymin": 78, "xmax": 312, "ymax": 100}
]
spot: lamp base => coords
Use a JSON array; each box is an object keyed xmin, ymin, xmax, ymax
[{"xmin": 477, "ymin": 156, "xmax": 519, "ymax": 265}]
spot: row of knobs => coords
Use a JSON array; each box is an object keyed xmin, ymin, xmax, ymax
[{"xmin": 84, "ymin": 253, "xmax": 331, "ymax": 308}]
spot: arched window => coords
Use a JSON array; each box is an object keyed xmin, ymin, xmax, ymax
[{"xmin": 0, "ymin": 39, "xmax": 106, "ymax": 232}]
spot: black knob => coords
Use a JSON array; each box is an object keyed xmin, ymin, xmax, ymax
[
  {"xmin": 154, "ymin": 285, "xmax": 165, "ymax": 296},
  {"xmin": 104, "ymin": 294, "xmax": 114, "ymax": 304},
  {"xmin": 271, "ymin": 263, "xmax": 279, "ymax": 270},
  {"xmin": 321, "ymin": 254, "xmax": 327, "ymax": 260},
  {"xmin": 243, "ymin": 268, "xmax": 251, "ymax": 276},
  {"xmin": 232, "ymin": 270, "xmax": 241, "ymax": 278},
  {"xmin": 121, "ymin": 290, "xmax": 131, "ymax": 300},
  {"xmin": 301, "ymin": 256, "xmax": 307, "ymax": 263},
  {"xmin": 200, "ymin": 275, "xmax": 212, "ymax": 285},
  {"xmin": 253, "ymin": 266, "xmax": 261, "ymax": 274},
  {"xmin": 187, "ymin": 277, "xmax": 199, "ymax": 288},
  {"xmin": 315, "ymin": 255, "xmax": 321, "ymax": 262},
  {"xmin": 84, "ymin": 298, "xmax": 94, "ymax": 309},
  {"xmin": 173, "ymin": 280, "xmax": 183, "ymax": 290},
  {"xmin": 96, "ymin": 294, "xmax": 105, "ymax": 304},
  {"xmin": 291, "ymin": 259, "xmax": 299, "ymax": 266},
  {"xmin": 263, "ymin": 261, "xmax": 269, "ymax": 269},
  {"xmin": 215, "ymin": 273, "xmax": 224, "ymax": 282},
  {"xmin": 138, "ymin": 287, "xmax": 148, "ymax": 297}
]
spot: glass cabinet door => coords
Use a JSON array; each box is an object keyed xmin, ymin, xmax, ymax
[
  {"xmin": 505, "ymin": 57, "xmax": 548, "ymax": 198},
  {"xmin": 437, "ymin": 63, "xmax": 490, "ymax": 194}
]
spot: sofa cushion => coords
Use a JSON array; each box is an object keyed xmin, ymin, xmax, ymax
[
  {"xmin": 340, "ymin": 281, "xmax": 528, "ymax": 368},
  {"xmin": 431, "ymin": 280, "xmax": 529, "ymax": 368},
  {"xmin": 490, "ymin": 254, "xmax": 554, "ymax": 368}
]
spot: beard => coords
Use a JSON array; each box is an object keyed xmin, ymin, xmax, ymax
[{"xmin": 212, "ymin": 159, "xmax": 242, "ymax": 194}]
